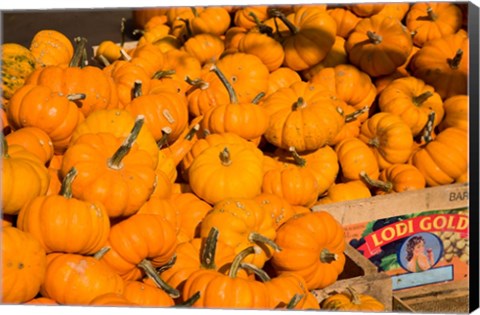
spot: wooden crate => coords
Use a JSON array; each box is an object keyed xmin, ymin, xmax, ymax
[{"xmin": 312, "ymin": 243, "xmax": 393, "ymax": 311}]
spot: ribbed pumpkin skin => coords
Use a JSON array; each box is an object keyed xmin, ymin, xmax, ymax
[
  {"xmin": 29, "ymin": 30, "xmax": 74, "ymax": 67},
  {"xmin": 2, "ymin": 144, "xmax": 50, "ymax": 215},
  {"xmin": 1, "ymin": 43, "xmax": 37, "ymax": 99},
  {"xmin": 17, "ymin": 193, "xmax": 110, "ymax": 255},
  {"xmin": 321, "ymin": 290, "xmax": 385, "ymax": 311},
  {"xmin": 271, "ymin": 211, "xmax": 346, "ymax": 290},
  {"xmin": 439, "ymin": 95, "xmax": 468, "ymax": 132},
  {"xmin": 2, "ymin": 226, "xmax": 47, "ymax": 303},
  {"xmin": 7, "ymin": 84, "xmax": 85, "ymax": 154},
  {"xmin": 411, "ymin": 127, "xmax": 468, "ymax": 187},
  {"xmin": 40, "ymin": 253, "xmax": 125, "ymax": 305},
  {"xmin": 5, "ymin": 127, "xmax": 54, "ymax": 165}
]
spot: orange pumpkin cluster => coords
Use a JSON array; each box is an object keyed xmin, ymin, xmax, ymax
[{"xmin": 1, "ymin": 2, "xmax": 469, "ymax": 311}]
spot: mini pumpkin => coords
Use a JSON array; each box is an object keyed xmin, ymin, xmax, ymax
[{"xmin": 321, "ymin": 287, "xmax": 385, "ymax": 311}]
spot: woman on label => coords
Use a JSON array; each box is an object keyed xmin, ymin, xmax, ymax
[{"xmin": 405, "ymin": 235, "xmax": 435, "ymax": 272}]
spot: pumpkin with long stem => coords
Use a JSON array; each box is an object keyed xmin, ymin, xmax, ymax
[
  {"xmin": 61, "ymin": 116, "xmax": 157, "ymax": 218},
  {"xmin": 266, "ymin": 7, "xmax": 337, "ymax": 71},
  {"xmin": 98, "ymin": 213, "xmax": 179, "ymax": 298},
  {"xmin": 271, "ymin": 211, "xmax": 346, "ymax": 290},
  {"xmin": 240, "ymin": 262, "xmax": 320, "ymax": 309},
  {"xmin": 200, "ymin": 64, "xmax": 269, "ymax": 141},
  {"xmin": 199, "ymin": 198, "xmax": 280, "ymax": 269},
  {"xmin": 17, "ymin": 167, "xmax": 110, "ymax": 255},
  {"xmin": 360, "ymin": 163, "xmax": 426, "ymax": 195},
  {"xmin": 182, "ymin": 246, "xmax": 271, "ymax": 308},
  {"xmin": 2, "ymin": 226, "xmax": 47, "ymax": 303},
  {"xmin": 335, "ymin": 136, "xmax": 380, "ymax": 182}
]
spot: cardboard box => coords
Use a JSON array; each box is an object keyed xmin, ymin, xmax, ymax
[{"xmin": 312, "ymin": 183, "xmax": 470, "ymax": 295}]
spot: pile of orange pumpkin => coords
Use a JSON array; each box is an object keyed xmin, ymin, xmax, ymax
[{"xmin": 1, "ymin": 2, "xmax": 469, "ymax": 312}]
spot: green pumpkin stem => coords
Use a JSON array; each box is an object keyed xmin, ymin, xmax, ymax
[
  {"xmin": 320, "ymin": 248, "xmax": 338, "ymax": 264},
  {"xmin": 178, "ymin": 291, "xmax": 201, "ymax": 307},
  {"xmin": 108, "ymin": 115, "xmax": 144, "ymax": 169},
  {"xmin": 190, "ymin": 7, "xmax": 199, "ymax": 17},
  {"xmin": 1, "ymin": 136, "xmax": 8, "ymax": 158},
  {"xmin": 287, "ymin": 294, "xmax": 305, "ymax": 309},
  {"xmin": 200, "ymin": 227, "xmax": 220, "ymax": 270},
  {"xmin": 153, "ymin": 69, "xmax": 176, "ymax": 80},
  {"xmin": 416, "ymin": 111, "xmax": 436, "ymax": 144},
  {"xmin": 228, "ymin": 246, "xmax": 257, "ymax": 278},
  {"xmin": 448, "ymin": 49, "xmax": 463, "ymax": 70},
  {"xmin": 93, "ymin": 246, "xmax": 111, "ymax": 260},
  {"xmin": 239, "ymin": 262, "xmax": 271, "ymax": 282},
  {"xmin": 426, "ymin": 6, "xmax": 437, "ymax": 21},
  {"xmin": 210, "ymin": 64, "xmax": 238, "ymax": 104},
  {"xmin": 345, "ymin": 106, "xmax": 369, "ymax": 123},
  {"xmin": 346, "ymin": 287, "xmax": 362, "ymax": 305},
  {"xmin": 157, "ymin": 254, "xmax": 177, "ymax": 273},
  {"xmin": 70, "ymin": 37, "xmax": 88, "ymax": 67},
  {"xmin": 359, "ymin": 170, "xmax": 393, "ymax": 193},
  {"xmin": 292, "ymin": 97, "xmax": 306, "ymax": 111},
  {"xmin": 157, "ymin": 127, "xmax": 172, "ymax": 149},
  {"xmin": 132, "ymin": 80, "xmax": 143, "ymax": 99},
  {"xmin": 219, "ymin": 147, "xmax": 232, "ymax": 166},
  {"xmin": 367, "ymin": 31, "xmax": 383, "ymax": 45},
  {"xmin": 412, "ymin": 91, "xmax": 433, "ymax": 106},
  {"xmin": 288, "ymin": 146, "xmax": 306, "ymax": 167},
  {"xmin": 248, "ymin": 232, "xmax": 282, "ymax": 252},
  {"xmin": 178, "ymin": 18, "xmax": 193, "ymax": 40},
  {"xmin": 252, "ymin": 92, "xmax": 265, "ymax": 105},
  {"xmin": 185, "ymin": 124, "xmax": 200, "ymax": 141},
  {"xmin": 185, "ymin": 76, "xmax": 210, "ymax": 90},
  {"xmin": 60, "ymin": 167, "xmax": 79, "ymax": 198},
  {"xmin": 138, "ymin": 259, "xmax": 180, "ymax": 298},
  {"xmin": 249, "ymin": 11, "xmax": 273, "ymax": 36},
  {"xmin": 268, "ymin": 8, "xmax": 298, "ymax": 34}
]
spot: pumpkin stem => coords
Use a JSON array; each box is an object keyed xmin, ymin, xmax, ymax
[
  {"xmin": 178, "ymin": 18, "xmax": 193, "ymax": 40},
  {"xmin": 239, "ymin": 262, "xmax": 271, "ymax": 282},
  {"xmin": 178, "ymin": 291, "xmax": 201, "ymax": 307},
  {"xmin": 1, "ymin": 136, "xmax": 8, "ymax": 158},
  {"xmin": 412, "ymin": 91, "xmax": 433, "ymax": 106},
  {"xmin": 346, "ymin": 287, "xmax": 362, "ymax": 305},
  {"xmin": 447, "ymin": 49, "xmax": 463, "ymax": 69},
  {"xmin": 153, "ymin": 69, "xmax": 176, "ymax": 80},
  {"xmin": 219, "ymin": 147, "xmax": 232, "ymax": 166},
  {"xmin": 359, "ymin": 170, "xmax": 393, "ymax": 193},
  {"xmin": 157, "ymin": 127, "xmax": 173, "ymax": 149},
  {"xmin": 96, "ymin": 54, "xmax": 111, "ymax": 67},
  {"xmin": 69, "ymin": 37, "xmax": 88, "ymax": 67},
  {"xmin": 287, "ymin": 294, "xmax": 305, "ymax": 309},
  {"xmin": 120, "ymin": 17, "xmax": 126, "ymax": 47},
  {"xmin": 120, "ymin": 49, "xmax": 132, "ymax": 62},
  {"xmin": 93, "ymin": 246, "xmax": 111, "ymax": 260},
  {"xmin": 191, "ymin": 7, "xmax": 199, "ymax": 17},
  {"xmin": 138, "ymin": 259, "xmax": 180, "ymax": 298},
  {"xmin": 367, "ymin": 31, "xmax": 383, "ymax": 45},
  {"xmin": 292, "ymin": 97, "xmax": 306, "ymax": 111},
  {"xmin": 132, "ymin": 80, "xmax": 143, "ymax": 99},
  {"xmin": 288, "ymin": 146, "xmax": 306, "ymax": 167},
  {"xmin": 367, "ymin": 136, "xmax": 380, "ymax": 148},
  {"xmin": 416, "ymin": 111, "xmax": 436, "ymax": 144},
  {"xmin": 67, "ymin": 93, "xmax": 86, "ymax": 108},
  {"xmin": 185, "ymin": 124, "xmax": 200, "ymax": 141},
  {"xmin": 200, "ymin": 227, "xmax": 220, "ymax": 270},
  {"xmin": 210, "ymin": 64, "xmax": 238, "ymax": 104},
  {"xmin": 60, "ymin": 167, "xmax": 78, "ymax": 198},
  {"xmin": 252, "ymin": 92, "xmax": 265, "ymax": 105},
  {"xmin": 108, "ymin": 115, "xmax": 145, "ymax": 169},
  {"xmin": 157, "ymin": 254, "xmax": 177, "ymax": 273},
  {"xmin": 249, "ymin": 11, "xmax": 274, "ymax": 36},
  {"xmin": 268, "ymin": 8, "xmax": 299, "ymax": 35},
  {"xmin": 185, "ymin": 76, "xmax": 210, "ymax": 90},
  {"xmin": 320, "ymin": 248, "xmax": 338, "ymax": 263},
  {"xmin": 248, "ymin": 232, "xmax": 282, "ymax": 252},
  {"xmin": 228, "ymin": 246, "xmax": 258, "ymax": 278},
  {"xmin": 426, "ymin": 6, "xmax": 437, "ymax": 21},
  {"xmin": 345, "ymin": 106, "xmax": 369, "ymax": 123}
]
